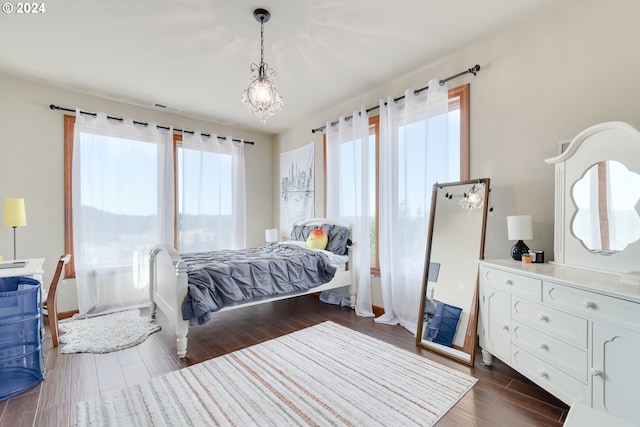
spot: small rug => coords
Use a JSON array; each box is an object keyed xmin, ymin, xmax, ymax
[
  {"xmin": 77, "ymin": 321, "xmax": 476, "ymax": 426},
  {"xmin": 58, "ymin": 309, "xmax": 161, "ymax": 354}
]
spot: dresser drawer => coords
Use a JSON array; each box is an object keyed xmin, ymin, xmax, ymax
[
  {"xmin": 480, "ymin": 266, "xmax": 542, "ymax": 301},
  {"xmin": 511, "ymin": 344, "xmax": 590, "ymax": 407},
  {"xmin": 543, "ymin": 281, "xmax": 640, "ymax": 331},
  {"xmin": 512, "ymin": 320, "xmax": 588, "ymax": 382},
  {"xmin": 512, "ymin": 296, "xmax": 588, "ymax": 348}
]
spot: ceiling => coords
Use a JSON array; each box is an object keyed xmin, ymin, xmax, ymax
[{"xmin": 0, "ymin": 0, "xmax": 570, "ymax": 135}]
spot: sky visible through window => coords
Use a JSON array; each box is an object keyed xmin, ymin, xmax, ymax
[
  {"xmin": 79, "ymin": 134, "xmax": 233, "ymax": 217},
  {"xmin": 177, "ymin": 146, "xmax": 233, "ymax": 216},
  {"xmin": 79, "ymin": 133, "xmax": 159, "ymax": 216},
  {"xmin": 338, "ymin": 109, "xmax": 460, "ymax": 219}
]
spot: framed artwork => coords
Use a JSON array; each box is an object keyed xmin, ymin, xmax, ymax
[{"xmin": 280, "ymin": 142, "xmax": 314, "ymax": 238}]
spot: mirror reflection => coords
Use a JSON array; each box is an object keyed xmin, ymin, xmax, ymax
[
  {"xmin": 416, "ymin": 178, "xmax": 490, "ymax": 365},
  {"xmin": 572, "ymin": 160, "xmax": 640, "ymax": 255}
]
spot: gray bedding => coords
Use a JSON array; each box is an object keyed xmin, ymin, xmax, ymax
[{"xmin": 180, "ymin": 243, "xmax": 338, "ymax": 325}]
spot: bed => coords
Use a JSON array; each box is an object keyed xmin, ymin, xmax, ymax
[{"xmin": 148, "ymin": 218, "xmax": 356, "ymax": 358}]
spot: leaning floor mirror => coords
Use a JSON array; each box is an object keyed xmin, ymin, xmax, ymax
[{"xmin": 416, "ymin": 178, "xmax": 490, "ymax": 365}]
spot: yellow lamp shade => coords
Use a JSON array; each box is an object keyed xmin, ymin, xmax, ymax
[{"xmin": 4, "ymin": 198, "xmax": 27, "ymax": 227}]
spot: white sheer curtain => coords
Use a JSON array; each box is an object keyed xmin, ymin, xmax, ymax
[
  {"xmin": 178, "ymin": 131, "xmax": 246, "ymax": 252},
  {"xmin": 376, "ymin": 79, "xmax": 455, "ymax": 333},
  {"xmin": 325, "ymin": 108, "xmax": 375, "ymax": 317},
  {"xmin": 72, "ymin": 111, "xmax": 174, "ymax": 315}
]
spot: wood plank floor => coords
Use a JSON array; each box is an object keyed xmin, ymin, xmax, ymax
[{"xmin": 0, "ymin": 295, "xmax": 569, "ymax": 426}]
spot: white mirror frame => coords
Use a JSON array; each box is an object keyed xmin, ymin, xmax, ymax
[{"xmin": 545, "ymin": 121, "xmax": 640, "ymax": 277}]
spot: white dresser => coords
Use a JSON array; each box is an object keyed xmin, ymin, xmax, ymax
[{"xmin": 478, "ymin": 259, "xmax": 640, "ymax": 424}]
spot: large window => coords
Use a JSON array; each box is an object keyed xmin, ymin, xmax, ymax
[
  {"xmin": 326, "ymin": 84, "xmax": 469, "ymax": 275},
  {"xmin": 175, "ymin": 134, "xmax": 237, "ymax": 253},
  {"xmin": 64, "ymin": 118, "xmax": 241, "ymax": 277}
]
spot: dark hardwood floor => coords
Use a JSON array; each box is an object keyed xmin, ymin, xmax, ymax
[{"xmin": 0, "ymin": 295, "xmax": 569, "ymax": 426}]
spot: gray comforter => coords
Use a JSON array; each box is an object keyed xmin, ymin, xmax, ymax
[{"xmin": 180, "ymin": 243, "xmax": 337, "ymax": 325}]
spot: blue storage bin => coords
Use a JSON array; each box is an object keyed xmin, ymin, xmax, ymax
[
  {"xmin": 0, "ymin": 277, "xmax": 20, "ymax": 293},
  {"xmin": 0, "ymin": 276, "xmax": 45, "ymax": 402},
  {"xmin": 430, "ymin": 302, "xmax": 463, "ymax": 347},
  {"xmin": 424, "ymin": 301, "xmax": 463, "ymax": 347}
]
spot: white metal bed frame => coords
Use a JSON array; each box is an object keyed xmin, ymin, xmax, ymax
[{"xmin": 149, "ymin": 218, "xmax": 356, "ymax": 358}]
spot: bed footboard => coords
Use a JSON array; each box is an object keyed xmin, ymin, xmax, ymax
[{"xmin": 149, "ymin": 244, "xmax": 190, "ymax": 358}]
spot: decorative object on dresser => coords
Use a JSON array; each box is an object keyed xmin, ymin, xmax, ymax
[
  {"xmin": 416, "ymin": 178, "xmax": 491, "ymax": 365},
  {"xmin": 149, "ymin": 218, "xmax": 356, "ymax": 358},
  {"xmin": 77, "ymin": 322, "xmax": 477, "ymax": 427},
  {"xmin": 479, "ymin": 121, "xmax": 640, "ymax": 425},
  {"xmin": 507, "ymin": 214, "xmax": 533, "ymax": 260}
]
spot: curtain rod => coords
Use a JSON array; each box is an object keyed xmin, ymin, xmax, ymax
[
  {"xmin": 310, "ymin": 64, "xmax": 480, "ymax": 134},
  {"xmin": 49, "ymin": 104, "xmax": 255, "ymax": 145}
]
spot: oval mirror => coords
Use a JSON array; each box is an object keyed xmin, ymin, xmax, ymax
[
  {"xmin": 572, "ymin": 160, "xmax": 640, "ymax": 255},
  {"xmin": 416, "ymin": 178, "xmax": 490, "ymax": 365}
]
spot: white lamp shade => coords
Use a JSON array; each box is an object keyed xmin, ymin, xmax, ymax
[
  {"xmin": 507, "ymin": 215, "xmax": 533, "ymax": 241},
  {"xmin": 4, "ymin": 198, "xmax": 27, "ymax": 227},
  {"xmin": 265, "ymin": 228, "xmax": 278, "ymax": 243}
]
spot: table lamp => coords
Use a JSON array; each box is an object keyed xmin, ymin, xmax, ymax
[
  {"xmin": 4, "ymin": 198, "xmax": 27, "ymax": 260},
  {"xmin": 265, "ymin": 228, "xmax": 278, "ymax": 243},
  {"xmin": 507, "ymin": 215, "xmax": 533, "ymax": 261}
]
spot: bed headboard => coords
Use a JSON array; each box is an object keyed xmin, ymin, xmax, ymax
[{"xmin": 291, "ymin": 218, "xmax": 352, "ymax": 256}]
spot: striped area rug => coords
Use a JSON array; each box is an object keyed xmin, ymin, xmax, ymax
[{"xmin": 77, "ymin": 321, "xmax": 477, "ymax": 426}]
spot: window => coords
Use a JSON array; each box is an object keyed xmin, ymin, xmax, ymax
[
  {"xmin": 64, "ymin": 119, "xmax": 243, "ymax": 277},
  {"xmin": 175, "ymin": 134, "xmax": 238, "ymax": 253},
  {"xmin": 325, "ymin": 84, "xmax": 469, "ymax": 275}
]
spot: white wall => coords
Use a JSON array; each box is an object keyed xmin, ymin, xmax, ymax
[
  {"xmin": 0, "ymin": 73, "xmax": 274, "ymax": 312},
  {"xmin": 275, "ymin": 0, "xmax": 640, "ymax": 306}
]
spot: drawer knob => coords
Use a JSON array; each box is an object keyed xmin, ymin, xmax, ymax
[
  {"xmin": 502, "ymin": 325, "xmax": 509, "ymax": 331},
  {"xmin": 504, "ymin": 279, "xmax": 513, "ymax": 285},
  {"xmin": 538, "ymin": 342, "xmax": 548, "ymax": 350},
  {"xmin": 538, "ymin": 370, "xmax": 548, "ymax": 379},
  {"xmin": 582, "ymin": 300, "xmax": 595, "ymax": 309},
  {"xmin": 538, "ymin": 314, "xmax": 548, "ymax": 322},
  {"xmin": 591, "ymin": 368, "xmax": 603, "ymax": 377}
]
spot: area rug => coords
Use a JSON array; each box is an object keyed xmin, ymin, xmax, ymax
[
  {"xmin": 77, "ymin": 321, "xmax": 476, "ymax": 426},
  {"xmin": 58, "ymin": 309, "xmax": 161, "ymax": 354}
]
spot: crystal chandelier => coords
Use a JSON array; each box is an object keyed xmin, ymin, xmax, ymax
[{"xmin": 241, "ymin": 8, "xmax": 283, "ymax": 126}]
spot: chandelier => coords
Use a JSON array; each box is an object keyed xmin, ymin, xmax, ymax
[{"xmin": 241, "ymin": 8, "xmax": 283, "ymax": 125}]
